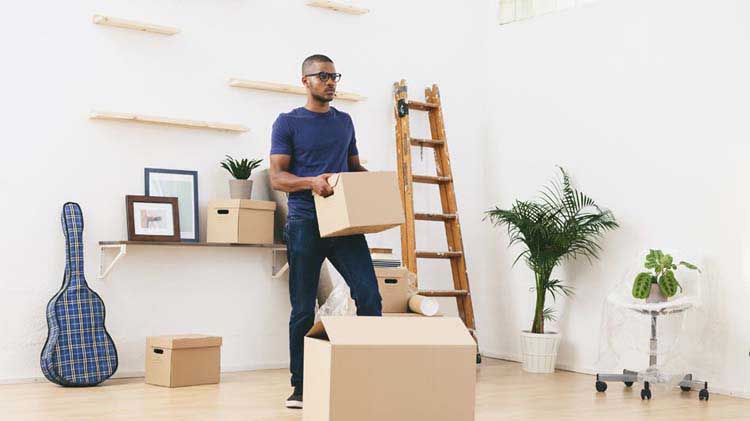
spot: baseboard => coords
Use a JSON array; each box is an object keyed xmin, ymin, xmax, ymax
[
  {"xmin": 479, "ymin": 351, "xmax": 750, "ymax": 399},
  {"xmin": 0, "ymin": 361, "xmax": 290, "ymax": 385},
  {"xmin": 222, "ymin": 362, "xmax": 289, "ymax": 373},
  {"xmin": 0, "ymin": 376, "xmax": 50, "ymax": 385}
]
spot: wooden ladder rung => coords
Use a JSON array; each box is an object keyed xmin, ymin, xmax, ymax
[
  {"xmin": 412, "ymin": 175, "xmax": 452, "ymax": 184},
  {"xmin": 418, "ymin": 289, "xmax": 469, "ymax": 297},
  {"xmin": 410, "ymin": 137, "xmax": 444, "ymax": 147},
  {"xmin": 407, "ymin": 100, "xmax": 439, "ymax": 111},
  {"xmin": 415, "ymin": 213, "xmax": 456, "ymax": 221},
  {"xmin": 416, "ymin": 251, "xmax": 463, "ymax": 259}
]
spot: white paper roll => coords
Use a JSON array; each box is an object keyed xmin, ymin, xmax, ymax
[{"xmin": 408, "ymin": 295, "xmax": 439, "ymax": 316}]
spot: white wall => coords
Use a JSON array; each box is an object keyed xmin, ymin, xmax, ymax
[
  {"xmin": 0, "ymin": 0, "xmax": 489, "ymax": 381},
  {"xmin": 480, "ymin": 0, "xmax": 750, "ymax": 396},
  {"xmin": 4, "ymin": 0, "xmax": 748, "ymax": 398}
]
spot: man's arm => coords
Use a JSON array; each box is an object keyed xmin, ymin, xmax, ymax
[
  {"xmin": 348, "ymin": 155, "xmax": 368, "ymax": 172},
  {"xmin": 270, "ymin": 154, "xmax": 334, "ymax": 197}
]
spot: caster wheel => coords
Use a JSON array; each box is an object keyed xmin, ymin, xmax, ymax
[
  {"xmin": 699, "ymin": 389, "xmax": 709, "ymax": 401},
  {"xmin": 641, "ymin": 388, "xmax": 651, "ymax": 400},
  {"xmin": 680, "ymin": 386, "xmax": 692, "ymax": 392},
  {"xmin": 476, "ymin": 353, "xmax": 482, "ymax": 364},
  {"xmin": 624, "ymin": 381, "xmax": 634, "ymax": 387},
  {"xmin": 595, "ymin": 381, "xmax": 607, "ymax": 392}
]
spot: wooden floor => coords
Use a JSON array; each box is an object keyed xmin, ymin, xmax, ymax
[{"xmin": 2, "ymin": 358, "xmax": 748, "ymax": 420}]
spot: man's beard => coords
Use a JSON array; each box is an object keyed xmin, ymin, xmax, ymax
[{"xmin": 312, "ymin": 91, "xmax": 334, "ymax": 103}]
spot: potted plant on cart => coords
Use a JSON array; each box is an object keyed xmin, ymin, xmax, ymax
[
  {"xmin": 631, "ymin": 249, "xmax": 700, "ymax": 303},
  {"xmin": 485, "ymin": 168, "xmax": 618, "ymax": 373},
  {"xmin": 220, "ymin": 155, "xmax": 263, "ymax": 199}
]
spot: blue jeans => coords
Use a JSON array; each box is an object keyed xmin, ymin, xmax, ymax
[{"xmin": 284, "ymin": 217, "xmax": 382, "ymax": 388}]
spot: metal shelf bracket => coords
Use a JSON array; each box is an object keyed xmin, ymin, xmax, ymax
[
  {"xmin": 98, "ymin": 244, "xmax": 127, "ymax": 279},
  {"xmin": 272, "ymin": 249, "xmax": 289, "ymax": 279}
]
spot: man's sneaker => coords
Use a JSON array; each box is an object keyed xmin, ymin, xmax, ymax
[{"xmin": 286, "ymin": 387, "xmax": 303, "ymax": 409}]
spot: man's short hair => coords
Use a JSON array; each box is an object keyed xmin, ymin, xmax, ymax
[{"xmin": 302, "ymin": 54, "xmax": 334, "ymax": 74}]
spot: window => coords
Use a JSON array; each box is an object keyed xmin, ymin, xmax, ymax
[{"xmin": 499, "ymin": 0, "xmax": 598, "ymax": 25}]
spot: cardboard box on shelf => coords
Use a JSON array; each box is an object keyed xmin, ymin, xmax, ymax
[
  {"xmin": 145, "ymin": 334, "xmax": 222, "ymax": 388},
  {"xmin": 303, "ymin": 316, "xmax": 476, "ymax": 421},
  {"xmin": 374, "ymin": 267, "xmax": 410, "ymax": 313},
  {"xmin": 314, "ymin": 171, "xmax": 404, "ymax": 238},
  {"xmin": 207, "ymin": 199, "xmax": 276, "ymax": 244}
]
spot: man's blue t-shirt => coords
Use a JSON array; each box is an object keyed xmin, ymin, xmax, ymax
[{"xmin": 270, "ymin": 107, "xmax": 358, "ymax": 220}]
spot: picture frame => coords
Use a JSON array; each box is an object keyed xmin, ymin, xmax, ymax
[
  {"xmin": 126, "ymin": 195, "xmax": 181, "ymax": 242},
  {"xmin": 145, "ymin": 168, "xmax": 199, "ymax": 243}
]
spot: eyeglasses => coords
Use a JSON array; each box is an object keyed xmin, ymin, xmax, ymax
[{"xmin": 304, "ymin": 72, "xmax": 342, "ymax": 82}]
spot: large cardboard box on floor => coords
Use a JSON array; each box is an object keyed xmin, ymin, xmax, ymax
[
  {"xmin": 303, "ymin": 316, "xmax": 476, "ymax": 421},
  {"xmin": 207, "ymin": 199, "xmax": 276, "ymax": 244},
  {"xmin": 374, "ymin": 267, "xmax": 410, "ymax": 313},
  {"xmin": 145, "ymin": 335, "xmax": 222, "ymax": 388},
  {"xmin": 314, "ymin": 171, "xmax": 404, "ymax": 238}
]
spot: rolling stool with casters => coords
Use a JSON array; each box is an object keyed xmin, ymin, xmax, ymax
[{"xmin": 595, "ymin": 304, "xmax": 709, "ymax": 401}]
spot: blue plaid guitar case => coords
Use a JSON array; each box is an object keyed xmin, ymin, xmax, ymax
[{"xmin": 40, "ymin": 202, "xmax": 118, "ymax": 386}]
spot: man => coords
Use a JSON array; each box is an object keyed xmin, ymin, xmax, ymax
[{"xmin": 269, "ymin": 54, "xmax": 383, "ymax": 409}]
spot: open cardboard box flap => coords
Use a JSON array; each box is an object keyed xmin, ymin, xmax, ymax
[{"xmin": 305, "ymin": 316, "xmax": 474, "ymax": 347}]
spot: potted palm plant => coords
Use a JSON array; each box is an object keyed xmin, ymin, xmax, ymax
[
  {"xmin": 485, "ymin": 168, "xmax": 618, "ymax": 373},
  {"xmin": 220, "ymin": 155, "xmax": 263, "ymax": 199}
]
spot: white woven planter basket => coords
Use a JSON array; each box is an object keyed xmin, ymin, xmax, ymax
[{"xmin": 520, "ymin": 331, "xmax": 561, "ymax": 373}]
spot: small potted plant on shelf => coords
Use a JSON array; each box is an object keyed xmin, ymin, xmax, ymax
[
  {"xmin": 632, "ymin": 249, "xmax": 700, "ymax": 303},
  {"xmin": 220, "ymin": 155, "xmax": 263, "ymax": 200},
  {"xmin": 485, "ymin": 168, "xmax": 618, "ymax": 373}
]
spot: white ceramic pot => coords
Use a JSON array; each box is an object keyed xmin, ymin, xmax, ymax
[
  {"xmin": 229, "ymin": 179, "xmax": 253, "ymax": 199},
  {"xmin": 520, "ymin": 330, "xmax": 561, "ymax": 373}
]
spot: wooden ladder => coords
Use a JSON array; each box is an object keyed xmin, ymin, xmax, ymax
[{"xmin": 393, "ymin": 80, "xmax": 480, "ymax": 363}]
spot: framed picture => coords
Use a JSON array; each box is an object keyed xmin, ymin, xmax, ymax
[
  {"xmin": 145, "ymin": 168, "xmax": 199, "ymax": 242},
  {"xmin": 126, "ymin": 195, "xmax": 180, "ymax": 242}
]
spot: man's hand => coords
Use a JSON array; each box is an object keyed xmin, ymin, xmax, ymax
[
  {"xmin": 311, "ymin": 173, "xmax": 334, "ymax": 197},
  {"xmin": 270, "ymin": 155, "xmax": 336, "ymax": 196}
]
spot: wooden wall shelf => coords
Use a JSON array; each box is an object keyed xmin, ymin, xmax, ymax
[
  {"xmin": 99, "ymin": 241, "xmax": 285, "ymax": 249},
  {"xmin": 90, "ymin": 110, "xmax": 249, "ymax": 133},
  {"xmin": 98, "ymin": 241, "xmax": 287, "ymax": 279},
  {"xmin": 97, "ymin": 241, "xmax": 392, "ymax": 279},
  {"xmin": 307, "ymin": 1, "xmax": 369, "ymax": 15},
  {"xmin": 228, "ymin": 79, "xmax": 366, "ymax": 102},
  {"xmin": 93, "ymin": 14, "xmax": 180, "ymax": 35}
]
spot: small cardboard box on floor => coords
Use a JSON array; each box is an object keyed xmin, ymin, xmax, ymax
[
  {"xmin": 374, "ymin": 267, "xmax": 410, "ymax": 313},
  {"xmin": 145, "ymin": 335, "xmax": 222, "ymax": 388},
  {"xmin": 303, "ymin": 316, "xmax": 476, "ymax": 421},
  {"xmin": 207, "ymin": 199, "xmax": 276, "ymax": 244},
  {"xmin": 314, "ymin": 171, "xmax": 404, "ymax": 238}
]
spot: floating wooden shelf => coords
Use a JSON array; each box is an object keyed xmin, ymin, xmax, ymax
[
  {"xmin": 228, "ymin": 79, "xmax": 366, "ymax": 102},
  {"xmin": 90, "ymin": 110, "xmax": 249, "ymax": 133},
  {"xmin": 369, "ymin": 247, "xmax": 393, "ymax": 254},
  {"xmin": 307, "ymin": 1, "xmax": 369, "ymax": 15},
  {"xmin": 92, "ymin": 14, "xmax": 180, "ymax": 35}
]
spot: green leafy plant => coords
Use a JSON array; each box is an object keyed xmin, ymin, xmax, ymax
[
  {"xmin": 485, "ymin": 168, "xmax": 618, "ymax": 334},
  {"xmin": 220, "ymin": 155, "xmax": 262, "ymax": 180},
  {"xmin": 631, "ymin": 249, "xmax": 700, "ymax": 300}
]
